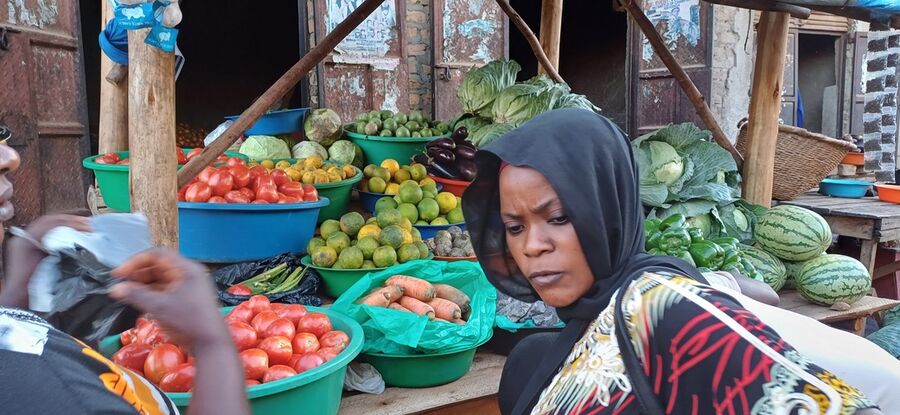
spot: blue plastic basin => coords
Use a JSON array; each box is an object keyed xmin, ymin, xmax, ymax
[
  {"xmin": 819, "ymin": 178, "xmax": 871, "ymax": 199},
  {"xmin": 225, "ymin": 108, "xmax": 308, "ymax": 135},
  {"xmin": 414, "ymin": 222, "xmax": 467, "ymax": 240},
  {"xmin": 178, "ymin": 197, "xmax": 329, "ymax": 263}
]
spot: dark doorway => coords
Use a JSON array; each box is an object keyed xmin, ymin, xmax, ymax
[{"xmin": 797, "ymin": 33, "xmax": 843, "ymax": 136}]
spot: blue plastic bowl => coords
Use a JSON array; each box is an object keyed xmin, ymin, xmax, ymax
[
  {"xmin": 414, "ymin": 222, "xmax": 467, "ymax": 240},
  {"xmin": 819, "ymin": 178, "xmax": 871, "ymax": 199},
  {"xmin": 225, "ymin": 108, "xmax": 308, "ymax": 135},
  {"xmin": 178, "ymin": 197, "xmax": 329, "ymax": 263}
]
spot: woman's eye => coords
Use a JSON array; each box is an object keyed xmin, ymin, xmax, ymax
[
  {"xmin": 505, "ymin": 224, "xmax": 524, "ymax": 235},
  {"xmin": 549, "ymin": 215, "xmax": 569, "ymax": 225}
]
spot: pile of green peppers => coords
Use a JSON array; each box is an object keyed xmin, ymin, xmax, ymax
[{"xmin": 645, "ymin": 214, "xmax": 762, "ymax": 280}]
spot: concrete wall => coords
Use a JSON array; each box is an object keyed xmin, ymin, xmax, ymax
[{"xmin": 709, "ymin": 5, "xmax": 753, "ymax": 143}]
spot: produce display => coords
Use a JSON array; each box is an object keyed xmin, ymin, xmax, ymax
[
  {"xmin": 796, "ymin": 254, "xmax": 872, "ymax": 306},
  {"xmin": 357, "ymin": 274, "xmax": 471, "ymax": 324},
  {"xmin": 178, "ymin": 158, "xmax": 320, "ymax": 204},
  {"xmin": 410, "ymin": 128, "xmax": 477, "ymax": 182},
  {"xmin": 112, "ymin": 296, "xmax": 350, "ymax": 392},
  {"xmin": 754, "ymin": 205, "xmax": 833, "ymax": 262},
  {"xmin": 307, "ymin": 211, "xmax": 428, "ymax": 269},
  {"xmin": 374, "ymin": 191, "xmax": 464, "ymax": 227},
  {"xmin": 176, "ymin": 122, "xmax": 207, "ymax": 148},
  {"xmin": 426, "ymin": 227, "xmax": 474, "ymax": 258},
  {"xmin": 225, "ymin": 263, "xmax": 310, "ymax": 296},
  {"xmin": 248, "ymin": 156, "xmax": 358, "ymax": 185},
  {"xmin": 359, "ymin": 159, "xmax": 433, "ymax": 195},
  {"xmin": 350, "ymin": 109, "xmax": 450, "ymax": 138},
  {"xmin": 93, "ymin": 148, "xmax": 221, "ymax": 166},
  {"xmin": 739, "ymin": 245, "xmax": 788, "ymax": 291},
  {"xmin": 240, "ymin": 135, "xmax": 293, "ymax": 161}
]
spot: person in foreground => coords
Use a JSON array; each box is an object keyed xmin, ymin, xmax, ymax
[
  {"xmin": 462, "ymin": 109, "xmax": 881, "ymax": 415},
  {"xmin": 0, "ymin": 135, "xmax": 249, "ymax": 415}
]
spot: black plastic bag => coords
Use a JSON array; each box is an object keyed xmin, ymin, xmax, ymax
[
  {"xmin": 44, "ymin": 246, "xmax": 139, "ymax": 347},
  {"xmin": 213, "ymin": 253, "xmax": 322, "ymax": 307}
]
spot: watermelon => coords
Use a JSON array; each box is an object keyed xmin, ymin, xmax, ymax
[
  {"xmin": 796, "ymin": 254, "xmax": 871, "ymax": 306},
  {"xmin": 754, "ymin": 205, "xmax": 832, "ymax": 261},
  {"xmin": 781, "ymin": 258, "xmax": 810, "ymax": 290},
  {"xmin": 741, "ymin": 246, "xmax": 787, "ymax": 291}
]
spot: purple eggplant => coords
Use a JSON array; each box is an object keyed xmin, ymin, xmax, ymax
[
  {"xmin": 427, "ymin": 146, "xmax": 456, "ymax": 164},
  {"xmin": 427, "ymin": 137, "xmax": 456, "ymax": 151},
  {"xmin": 456, "ymin": 159, "xmax": 477, "ymax": 181},
  {"xmin": 452, "ymin": 127, "xmax": 469, "ymax": 142},
  {"xmin": 454, "ymin": 145, "xmax": 476, "ymax": 161},
  {"xmin": 412, "ymin": 153, "xmax": 429, "ymax": 165},
  {"xmin": 429, "ymin": 160, "xmax": 462, "ymax": 180}
]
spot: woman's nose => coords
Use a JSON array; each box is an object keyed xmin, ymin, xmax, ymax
[
  {"xmin": 0, "ymin": 142, "xmax": 21, "ymax": 175},
  {"xmin": 523, "ymin": 227, "xmax": 554, "ymax": 257}
]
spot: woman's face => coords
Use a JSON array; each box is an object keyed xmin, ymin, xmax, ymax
[
  {"xmin": 499, "ymin": 165, "xmax": 593, "ymax": 308},
  {"xmin": 0, "ymin": 140, "xmax": 20, "ymax": 243}
]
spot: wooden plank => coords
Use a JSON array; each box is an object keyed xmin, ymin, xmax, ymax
[
  {"xmin": 742, "ymin": 11, "xmax": 792, "ymax": 206},
  {"xmin": 778, "ymin": 291, "xmax": 900, "ymax": 324},
  {"xmin": 538, "ymin": 0, "xmax": 562, "ymax": 76},
  {"xmin": 98, "ymin": 0, "xmax": 128, "ymax": 154},
  {"xmin": 495, "ymin": 0, "xmax": 564, "ymax": 84},
  {"xmin": 339, "ymin": 352, "xmax": 505, "ymax": 415},
  {"xmin": 421, "ymin": 396, "xmax": 500, "ymax": 415},
  {"xmin": 859, "ymin": 239, "xmax": 879, "ymax": 277},
  {"xmin": 822, "ymin": 216, "xmax": 874, "ymax": 240}
]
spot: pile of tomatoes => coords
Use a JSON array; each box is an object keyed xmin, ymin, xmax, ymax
[
  {"xmin": 94, "ymin": 148, "xmax": 220, "ymax": 166},
  {"xmin": 179, "ymin": 157, "xmax": 319, "ymax": 204},
  {"xmin": 112, "ymin": 296, "xmax": 350, "ymax": 393}
]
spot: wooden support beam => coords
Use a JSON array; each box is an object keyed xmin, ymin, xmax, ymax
[
  {"xmin": 98, "ymin": 0, "xmax": 128, "ymax": 154},
  {"xmin": 495, "ymin": 0, "xmax": 565, "ymax": 84},
  {"xmin": 704, "ymin": 0, "xmax": 811, "ymax": 19},
  {"xmin": 621, "ymin": 0, "xmax": 742, "ymax": 169},
  {"xmin": 177, "ymin": 0, "xmax": 387, "ymax": 188},
  {"xmin": 538, "ymin": 0, "xmax": 563, "ymax": 76},
  {"xmin": 742, "ymin": 11, "xmax": 791, "ymax": 207},
  {"xmin": 129, "ymin": 29, "xmax": 178, "ymax": 248}
]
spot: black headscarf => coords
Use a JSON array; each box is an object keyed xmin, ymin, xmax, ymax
[{"xmin": 462, "ymin": 109, "xmax": 704, "ymax": 415}]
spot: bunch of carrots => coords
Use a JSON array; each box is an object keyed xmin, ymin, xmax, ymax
[{"xmin": 358, "ymin": 275, "xmax": 471, "ymax": 324}]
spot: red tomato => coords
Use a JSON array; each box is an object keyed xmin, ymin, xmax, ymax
[
  {"xmin": 112, "ymin": 343, "xmax": 153, "ymax": 374},
  {"xmin": 251, "ymin": 311, "xmax": 279, "ymax": 334},
  {"xmin": 208, "ymin": 171, "xmax": 234, "ymax": 197},
  {"xmin": 238, "ymin": 187, "xmax": 255, "ymax": 200},
  {"xmin": 245, "ymin": 379, "xmax": 260, "ymax": 387},
  {"xmin": 229, "ymin": 165, "xmax": 251, "ymax": 188},
  {"xmin": 291, "ymin": 332, "xmax": 319, "ymax": 354},
  {"xmin": 319, "ymin": 331, "xmax": 350, "ymax": 352},
  {"xmin": 270, "ymin": 169, "xmax": 290, "ymax": 186},
  {"xmin": 274, "ymin": 304, "xmax": 307, "ymax": 325},
  {"xmin": 135, "ymin": 317, "xmax": 151, "ymax": 329},
  {"xmin": 251, "ymin": 200, "xmax": 270, "ymax": 204},
  {"xmin": 247, "ymin": 295, "xmax": 271, "ymax": 314},
  {"xmin": 226, "ymin": 304, "xmax": 255, "ymax": 324},
  {"xmin": 198, "ymin": 166, "xmax": 217, "ymax": 183},
  {"xmin": 117, "ymin": 159, "xmax": 131, "ymax": 165},
  {"xmin": 317, "ymin": 347, "xmax": 341, "ymax": 361},
  {"xmin": 216, "ymin": 155, "xmax": 230, "ymax": 162},
  {"xmin": 252, "ymin": 174, "xmax": 276, "ymax": 191},
  {"xmin": 177, "ymin": 186, "xmax": 188, "ymax": 202},
  {"xmin": 269, "ymin": 303, "xmax": 287, "ymax": 313},
  {"xmin": 185, "ymin": 182, "xmax": 212, "ymax": 203},
  {"xmin": 159, "ymin": 363, "xmax": 195, "ymax": 392},
  {"xmin": 186, "ymin": 148, "xmax": 203, "ymax": 161},
  {"xmin": 297, "ymin": 313, "xmax": 333, "ymax": 339},
  {"xmin": 292, "ymin": 353, "xmax": 326, "ymax": 373},
  {"xmin": 226, "ymin": 157, "xmax": 246, "ymax": 167},
  {"xmin": 258, "ymin": 336, "xmax": 293, "ymax": 366},
  {"xmin": 248, "ymin": 165, "xmax": 268, "ymax": 179},
  {"xmin": 144, "ymin": 344, "xmax": 186, "ymax": 384},
  {"xmin": 208, "ymin": 196, "xmax": 227, "ymax": 204},
  {"xmin": 255, "ymin": 183, "xmax": 279, "ymax": 203},
  {"xmin": 177, "ymin": 150, "xmax": 188, "ymax": 165},
  {"xmin": 136, "ymin": 323, "xmax": 169, "ymax": 346},
  {"xmin": 223, "ymin": 190, "xmax": 250, "ymax": 204},
  {"xmin": 95, "ymin": 153, "xmax": 121, "ymax": 164},
  {"xmin": 287, "ymin": 354, "xmax": 303, "ymax": 369},
  {"xmin": 120, "ymin": 328, "xmax": 137, "ymax": 346},
  {"xmin": 277, "ymin": 193, "xmax": 301, "ymax": 204},
  {"xmin": 227, "ymin": 321, "xmax": 259, "ymax": 351},
  {"xmin": 278, "ymin": 182, "xmax": 305, "ymax": 198},
  {"xmin": 263, "ymin": 318, "xmax": 296, "ymax": 340},
  {"xmin": 227, "ymin": 284, "xmax": 252, "ymax": 296},
  {"xmin": 302, "ymin": 185, "xmax": 318, "ymax": 200},
  {"xmin": 262, "ymin": 365, "xmax": 297, "ymax": 383},
  {"xmin": 239, "ymin": 348, "xmax": 269, "ymax": 381}
]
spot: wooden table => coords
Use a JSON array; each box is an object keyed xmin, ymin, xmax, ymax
[
  {"xmin": 780, "ymin": 193, "xmax": 900, "ymax": 279},
  {"xmin": 340, "ymin": 352, "xmax": 505, "ymax": 415},
  {"xmin": 778, "ymin": 291, "xmax": 900, "ymax": 335}
]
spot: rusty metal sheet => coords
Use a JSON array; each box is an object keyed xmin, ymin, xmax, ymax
[
  {"xmin": 629, "ymin": 0, "xmax": 713, "ymax": 137},
  {"xmin": 315, "ymin": 0, "xmax": 409, "ymax": 121},
  {"xmin": 432, "ymin": 0, "xmax": 507, "ymax": 121}
]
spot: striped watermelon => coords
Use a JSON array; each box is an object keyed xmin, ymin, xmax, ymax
[
  {"xmin": 755, "ymin": 205, "xmax": 832, "ymax": 261},
  {"xmin": 741, "ymin": 246, "xmax": 787, "ymax": 291},
  {"xmin": 796, "ymin": 254, "xmax": 871, "ymax": 306},
  {"xmin": 781, "ymin": 258, "xmax": 811, "ymax": 290}
]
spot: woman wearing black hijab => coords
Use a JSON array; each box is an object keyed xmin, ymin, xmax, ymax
[{"xmin": 463, "ymin": 109, "xmax": 879, "ymax": 415}]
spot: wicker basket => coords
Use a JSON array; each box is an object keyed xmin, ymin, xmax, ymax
[{"xmin": 736, "ymin": 120, "xmax": 856, "ymax": 201}]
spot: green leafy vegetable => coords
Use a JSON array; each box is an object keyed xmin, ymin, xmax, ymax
[
  {"xmin": 303, "ymin": 108, "xmax": 343, "ymax": 147},
  {"xmin": 555, "ymin": 93, "xmax": 601, "ymax": 113},
  {"xmin": 492, "ymin": 83, "xmax": 556, "ymax": 126},
  {"xmin": 458, "ymin": 60, "xmax": 521, "ymax": 117},
  {"xmin": 240, "ymin": 135, "xmax": 292, "ymax": 161},
  {"xmin": 469, "ymin": 123, "xmax": 515, "ymax": 147},
  {"xmin": 292, "ymin": 141, "xmax": 328, "ymax": 160}
]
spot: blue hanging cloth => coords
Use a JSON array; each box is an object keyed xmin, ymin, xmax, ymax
[
  {"xmin": 796, "ymin": 89, "xmax": 805, "ymax": 129},
  {"xmin": 98, "ymin": 18, "xmax": 129, "ymax": 65}
]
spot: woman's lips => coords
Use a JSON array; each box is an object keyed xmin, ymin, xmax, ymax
[
  {"xmin": 528, "ymin": 272, "xmax": 563, "ymax": 287},
  {"xmin": 0, "ymin": 200, "xmax": 14, "ymax": 222}
]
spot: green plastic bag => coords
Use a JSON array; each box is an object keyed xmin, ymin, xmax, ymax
[
  {"xmin": 494, "ymin": 315, "xmax": 565, "ymax": 333},
  {"xmin": 330, "ymin": 259, "xmax": 497, "ymax": 355}
]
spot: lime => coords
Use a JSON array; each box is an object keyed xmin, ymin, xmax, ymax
[
  {"xmin": 372, "ymin": 246, "xmax": 398, "ymax": 268},
  {"xmin": 430, "ymin": 217, "xmax": 450, "ymax": 225},
  {"xmin": 363, "ymin": 164, "xmax": 378, "ymax": 178},
  {"xmin": 415, "ymin": 220, "xmax": 429, "ymax": 226},
  {"xmin": 379, "ymin": 225, "xmax": 406, "ymax": 249},
  {"xmin": 414, "ymin": 241, "xmax": 429, "ymax": 258},
  {"xmin": 421, "ymin": 183, "xmax": 438, "ymax": 199},
  {"xmin": 447, "ymin": 207, "xmax": 465, "ymax": 224},
  {"xmin": 375, "ymin": 196, "xmax": 398, "ymax": 213},
  {"xmin": 380, "ymin": 159, "xmax": 400, "ymax": 176},
  {"xmin": 393, "ymin": 168, "xmax": 411, "ymax": 184},
  {"xmin": 357, "ymin": 236, "xmax": 380, "ymax": 259},
  {"xmin": 399, "ymin": 180, "xmax": 424, "ymax": 204},
  {"xmin": 410, "ymin": 227, "xmax": 422, "ymax": 241},
  {"xmin": 326, "ymin": 232, "xmax": 351, "ymax": 254},
  {"xmin": 419, "ymin": 178, "xmax": 437, "ymax": 187},
  {"xmin": 362, "ymin": 260, "xmax": 377, "ymax": 269},
  {"xmin": 385, "ymin": 183, "xmax": 400, "ymax": 196},
  {"xmin": 311, "ymin": 246, "xmax": 338, "ymax": 267},
  {"xmin": 436, "ymin": 192, "xmax": 458, "ymax": 214},
  {"xmin": 357, "ymin": 223, "xmax": 382, "ymax": 241},
  {"xmin": 372, "ymin": 166, "xmax": 391, "ymax": 183},
  {"xmin": 377, "ymin": 208, "xmax": 404, "ymax": 228},
  {"xmin": 319, "ymin": 219, "xmax": 342, "ymax": 239},
  {"xmin": 339, "ymin": 212, "xmax": 365, "ymax": 238},
  {"xmin": 398, "ymin": 244, "xmax": 421, "ymax": 263},
  {"xmin": 393, "ymin": 195, "xmax": 404, "ymax": 205},
  {"xmin": 368, "ymin": 177, "xmax": 387, "ymax": 193},
  {"xmin": 307, "ymin": 237, "xmax": 326, "ymax": 255},
  {"xmin": 409, "ymin": 163, "xmax": 428, "ymax": 181},
  {"xmin": 397, "ymin": 203, "xmax": 419, "ymax": 223},
  {"xmin": 365, "ymin": 216, "xmax": 378, "ymax": 225},
  {"xmin": 402, "ymin": 228, "xmax": 414, "ymax": 244},
  {"xmin": 337, "ymin": 246, "xmax": 365, "ymax": 269},
  {"xmin": 417, "ymin": 198, "xmax": 440, "ymax": 222},
  {"xmin": 400, "ymin": 217, "xmax": 413, "ymax": 232}
]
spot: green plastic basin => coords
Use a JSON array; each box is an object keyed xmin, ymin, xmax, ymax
[
  {"xmin": 313, "ymin": 167, "xmax": 362, "ymax": 223},
  {"xmin": 363, "ymin": 337, "xmax": 490, "ymax": 388},
  {"xmin": 345, "ymin": 127, "xmax": 446, "ymax": 166},
  {"xmin": 301, "ymin": 254, "xmax": 433, "ymax": 298},
  {"xmin": 83, "ymin": 150, "xmax": 248, "ymax": 212},
  {"xmin": 98, "ymin": 306, "xmax": 363, "ymax": 415}
]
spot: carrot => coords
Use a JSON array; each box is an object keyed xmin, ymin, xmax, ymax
[
  {"xmin": 433, "ymin": 284, "xmax": 470, "ymax": 315},
  {"xmin": 358, "ymin": 286, "xmax": 404, "ymax": 307},
  {"xmin": 398, "ymin": 296, "xmax": 435, "ymax": 319},
  {"xmin": 427, "ymin": 297, "xmax": 462, "ymax": 321},
  {"xmin": 380, "ymin": 285, "xmax": 405, "ymax": 303},
  {"xmin": 386, "ymin": 275, "xmax": 436, "ymax": 301},
  {"xmin": 389, "ymin": 303, "xmax": 411, "ymax": 313}
]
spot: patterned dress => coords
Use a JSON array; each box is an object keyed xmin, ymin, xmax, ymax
[{"xmin": 531, "ymin": 273, "xmax": 876, "ymax": 415}]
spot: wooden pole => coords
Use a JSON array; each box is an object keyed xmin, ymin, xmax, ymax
[
  {"xmin": 98, "ymin": 0, "xmax": 128, "ymax": 154},
  {"xmin": 129, "ymin": 28, "xmax": 178, "ymax": 248},
  {"xmin": 742, "ymin": 11, "xmax": 791, "ymax": 207},
  {"xmin": 495, "ymin": 0, "xmax": 565, "ymax": 84},
  {"xmin": 538, "ymin": 0, "xmax": 563, "ymax": 76},
  {"xmin": 621, "ymin": 0, "xmax": 743, "ymax": 169},
  {"xmin": 177, "ymin": 0, "xmax": 387, "ymax": 188}
]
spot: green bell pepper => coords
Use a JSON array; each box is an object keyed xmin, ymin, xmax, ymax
[
  {"xmin": 645, "ymin": 231, "xmax": 663, "ymax": 250},
  {"xmin": 659, "ymin": 228, "xmax": 692, "ymax": 254},
  {"xmin": 711, "ymin": 237, "xmax": 740, "ymax": 250},
  {"xmin": 660, "ymin": 214, "xmax": 686, "ymax": 231},
  {"xmin": 688, "ymin": 241, "xmax": 725, "ymax": 269},
  {"xmin": 722, "ymin": 250, "xmax": 740, "ymax": 269},
  {"xmin": 648, "ymin": 248, "xmax": 665, "ymax": 256},
  {"xmin": 674, "ymin": 250, "xmax": 696, "ymax": 267},
  {"xmin": 645, "ymin": 219, "xmax": 661, "ymax": 236},
  {"xmin": 687, "ymin": 228, "xmax": 704, "ymax": 243}
]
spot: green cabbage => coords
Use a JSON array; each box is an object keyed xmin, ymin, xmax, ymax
[
  {"xmin": 292, "ymin": 141, "xmax": 329, "ymax": 160},
  {"xmin": 555, "ymin": 93, "xmax": 601, "ymax": 113},
  {"xmin": 644, "ymin": 141, "xmax": 684, "ymax": 185},
  {"xmin": 328, "ymin": 140, "xmax": 358, "ymax": 166},
  {"xmin": 303, "ymin": 108, "xmax": 343, "ymax": 147},
  {"xmin": 453, "ymin": 115, "xmax": 492, "ymax": 135},
  {"xmin": 240, "ymin": 135, "xmax": 291, "ymax": 161},
  {"xmin": 470, "ymin": 123, "xmax": 515, "ymax": 147},
  {"xmin": 457, "ymin": 60, "xmax": 521, "ymax": 117},
  {"xmin": 491, "ymin": 83, "xmax": 554, "ymax": 126}
]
